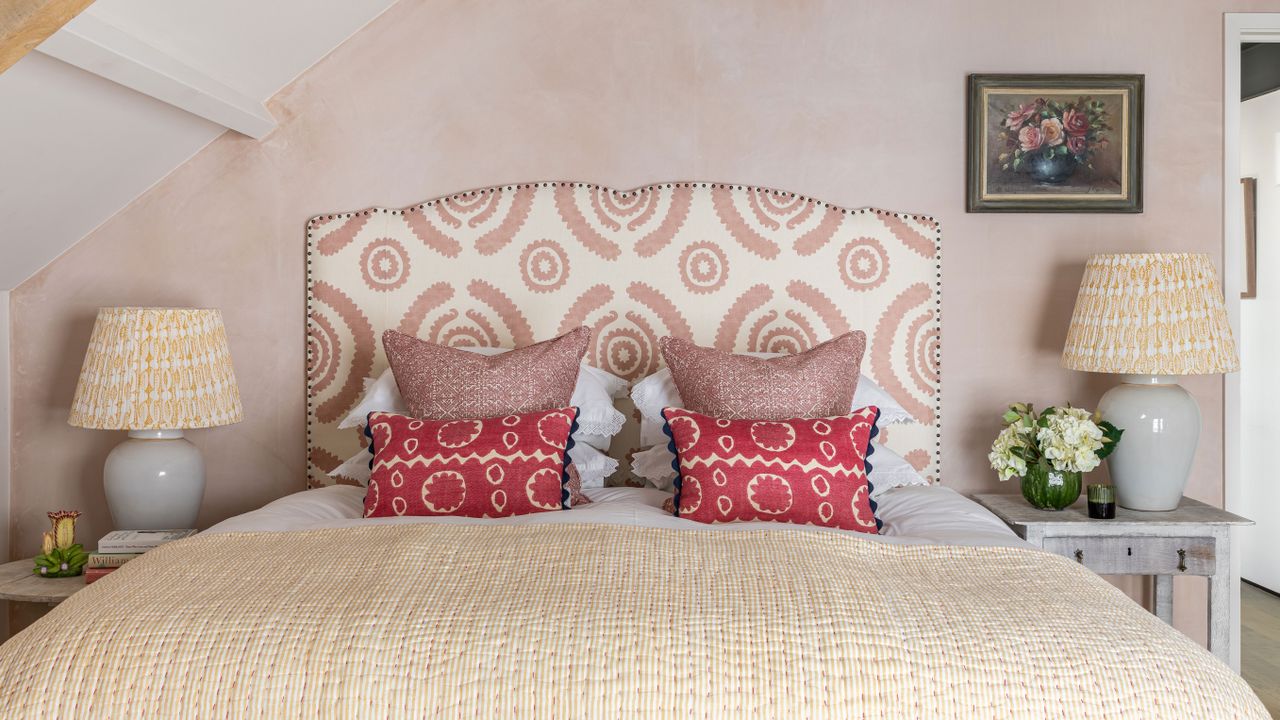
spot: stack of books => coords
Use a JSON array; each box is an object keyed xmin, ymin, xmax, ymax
[{"xmin": 86, "ymin": 529, "xmax": 198, "ymax": 584}]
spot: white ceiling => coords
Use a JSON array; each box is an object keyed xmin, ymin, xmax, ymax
[{"xmin": 0, "ymin": 0, "xmax": 397, "ymax": 290}]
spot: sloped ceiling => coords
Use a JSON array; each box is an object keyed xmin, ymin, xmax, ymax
[{"xmin": 0, "ymin": 0, "xmax": 397, "ymax": 290}]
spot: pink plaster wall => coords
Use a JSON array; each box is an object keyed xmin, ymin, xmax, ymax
[{"xmin": 10, "ymin": 0, "xmax": 1265, "ymax": 642}]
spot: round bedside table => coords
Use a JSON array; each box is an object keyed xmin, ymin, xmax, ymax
[{"xmin": 0, "ymin": 558, "xmax": 86, "ymax": 606}]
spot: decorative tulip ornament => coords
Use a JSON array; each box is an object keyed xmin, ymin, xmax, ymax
[{"xmin": 32, "ymin": 511, "xmax": 88, "ymax": 578}]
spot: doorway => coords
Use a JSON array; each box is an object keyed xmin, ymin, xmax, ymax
[
  {"xmin": 1236, "ymin": 42, "xmax": 1280, "ymax": 596},
  {"xmin": 1225, "ymin": 13, "xmax": 1280, "ymax": 713}
]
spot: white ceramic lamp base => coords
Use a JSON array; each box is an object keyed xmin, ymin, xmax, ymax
[
  {"xmin": 103, "ymin": 429, "xmax": 205, "ymax": 530},
  {"xmin": 1097, "ymin": 375, "xmax": 1200, "ymax": 512}
]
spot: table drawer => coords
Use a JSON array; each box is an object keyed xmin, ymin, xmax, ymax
[{"xmin": 1041, "ymin": 536, "xmax": 1215, "ymax": 575}]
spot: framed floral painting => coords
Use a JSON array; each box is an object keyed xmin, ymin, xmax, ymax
[{"xmin": 967, "ymin": 74, "xmax": 1143, "ymax": 213}]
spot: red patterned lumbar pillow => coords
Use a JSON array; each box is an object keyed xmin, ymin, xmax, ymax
[
  {"xmin": 662, "ymin": 406, "xmax": 881, "ymax": 533},
  {"xmin": 658, "ymin": 332, "xmax": 866, "ymax": 421},
  {"xmin": 363, "ymin": 408, "xmax": 577, "ymax": 518},
  {"xmin": 383, "ymin": 327, "xmax": 590, "ymax": 420}
]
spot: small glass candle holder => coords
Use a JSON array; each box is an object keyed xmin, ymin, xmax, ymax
[{"xmin": 1087, "ymin": 484, "xmax": 1116, "ymax": 519}]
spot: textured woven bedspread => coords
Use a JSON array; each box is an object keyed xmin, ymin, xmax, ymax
[{"xmin": 0, "ymin": 523, "xmax": 1265, "ymax": 719}]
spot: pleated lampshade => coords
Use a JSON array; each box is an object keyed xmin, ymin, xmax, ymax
[
  {"xmin": 1061, "ymin": 253, "xmax": 1239, "ymax": 375},
  {"xmin": 69, "ymin": 307, "xmax": 243, "ymax": 430}
]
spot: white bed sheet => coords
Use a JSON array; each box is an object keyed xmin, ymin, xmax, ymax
[{"xmin": 206, "ymin": 485, "xmax": 1025, "ymax": 548}]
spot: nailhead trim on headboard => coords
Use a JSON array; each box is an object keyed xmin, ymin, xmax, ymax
[{"xmin": 306, "ymin": 181, "xmax": 941, "ymax": 488}]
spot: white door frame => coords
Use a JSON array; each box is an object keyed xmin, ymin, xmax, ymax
[{"xmin": 1223, "ymin": 12, "xmax": 1280, "ymax": 674}]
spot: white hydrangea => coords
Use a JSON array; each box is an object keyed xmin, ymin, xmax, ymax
[
  {"xmin": 988, "ymin": 424, "xmax": 1031, "ymax": 482},
  {"xmin": 1036, "ymin": 407, "xmax": 1104, "ymax": 473}
]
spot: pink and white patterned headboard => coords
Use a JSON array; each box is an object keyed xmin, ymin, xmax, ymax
[{"xmin": 306, "ymin": 182, "xmax": 941, "ymax": 487}]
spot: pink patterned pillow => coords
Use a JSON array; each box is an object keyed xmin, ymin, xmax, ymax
[
  {"xmin": 658, "ymin": 332, "xmax": 866, "ymax": 420},
  {"xmin": 384, "ymin": 327, "xmax": 590, "ymax": 420},
  {"xmin": 663, "ymin": 406, "xmax": 881, "ymax": 533},
  {"xmin": 364, "ymin": 408, "xmax": 576, "ymax": 518}
]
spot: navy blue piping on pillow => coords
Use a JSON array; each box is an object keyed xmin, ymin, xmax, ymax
[
  {"xmin": 663, "ymin": 406, "xmax": 883, "ymax": 530},
  {"xmin": 561, "ymin": 408, "xmax": 580, "ymax": 510},
  {"xmin": 864, "ymin": 406, "xmax": 883, "ymax": 532},
  {"xmin": 661, "ymin": 408, "xmax": 681, "ymax": 517},
  {"xmin": 364, "ymin": 412, "xmax": 377, "ymax": 469},
  {"xmin": 363, "ymin": 413, "xmax": 377, "ymax": 506}
]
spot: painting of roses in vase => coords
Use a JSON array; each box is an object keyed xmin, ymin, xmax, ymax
[{"xmin": 967, "ymin": 74, "xmax": 1143, "ymax": 213}]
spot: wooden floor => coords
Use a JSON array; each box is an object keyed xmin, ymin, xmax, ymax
[{"xmin": 1243, "ymin": 581, "xmax": 1280, "ymax": 717}]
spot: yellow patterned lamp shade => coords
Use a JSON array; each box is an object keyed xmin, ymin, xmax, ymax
[
  {"xmin": 1061, "ymin": 253, "xmax": 1239, "ymax": 375},
  {"xmin": 69, "ymin": 308, "xmax": 243, "ymax": 430}
]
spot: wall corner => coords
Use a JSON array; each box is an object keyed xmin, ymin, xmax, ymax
[{"xmin": 0, "ymin": 289, "xmax": 11, "ymax": 639}]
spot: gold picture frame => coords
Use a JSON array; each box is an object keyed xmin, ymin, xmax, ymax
[{"xmin": 967, "ymin": 74, "xmax": 1143, "ymax": 213}]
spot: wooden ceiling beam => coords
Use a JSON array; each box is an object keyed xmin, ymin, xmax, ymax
[{"xmin": 0, "ymin": 0, "xmax": 96, "ymax": 75}]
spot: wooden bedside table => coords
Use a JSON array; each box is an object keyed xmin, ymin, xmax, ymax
[
  {"xmin": 973, "ymin": 494, "xmax": 1252, "ymax": 670},
  {"xmin": 0, "ymin": 558, "xmax": 86, "ymax": 606}
]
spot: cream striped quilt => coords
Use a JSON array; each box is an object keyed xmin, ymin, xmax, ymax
[{"xmin": 0, "ymin": 523, "xmax": 1266, "ymax": 718}]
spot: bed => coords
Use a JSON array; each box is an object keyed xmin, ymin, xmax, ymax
[
  {"xmin": 203, "ymin": 483, "xmax": 1023, "ymax": 547},
  {"xmin": 0, "ymin": 183, "xmax": 1265, "ymax": 718}
]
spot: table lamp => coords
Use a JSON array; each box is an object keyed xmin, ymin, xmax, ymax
[
  {"xmin": 1061, "ymin": 253, "xmax": 1239, "ymax": 511},
  {"xmin": 69, "ymin": 308, "xmax": 242, "ymax": 529}
]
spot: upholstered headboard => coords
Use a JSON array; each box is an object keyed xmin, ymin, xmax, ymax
[{"xmin": 306, "ymin": 182, "xmax": 941, "ymax": 487}]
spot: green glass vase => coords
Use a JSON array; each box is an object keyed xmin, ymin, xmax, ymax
[{"xmin": 1020, "ymin": 463, "xmax": 1082, "ymax": 510}]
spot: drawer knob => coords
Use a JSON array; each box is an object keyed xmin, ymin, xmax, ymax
[
  {"xmin": 1177, "ymin": 549, "xmax": 1187, "ymax": 573},
  {"xmin": 1075, "ymin": 549, "xmax": 1084, "ymax": 564}
]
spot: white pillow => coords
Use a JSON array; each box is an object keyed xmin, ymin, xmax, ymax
[
  {"xmin": 338, "ymin": 361, "xmax": 627, "ymax": 450},
  {"xmin": 330, "ymin": 439, "xmax": 617, "ymax": 488},
  {"xmin": 328, "ymin": 447, "xmax": 374, "ymax": 486},
  {"xmin": 631, "ymin": 365, "xmax": 916, "ymax": 429},
  {"xmin": 566, "ymin": 442, "xmax": 618, "ymax": 488},
  {"xmin": 631, "ymin": 442, "xmax": 927, "ymax": 499},
  {"xmin": 578, "ymin": 363, "xmax": 629, "ymax": 399},
  {"xmin": 337, "ymin": 371, "xmax": 407, "ymax": 427}
]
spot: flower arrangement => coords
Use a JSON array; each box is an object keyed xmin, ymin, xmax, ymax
[
  {"xmin": 989, "ymin": 404, "xmax": 1123, "ymax": 510},
  {"xmin": 997, "ymin": 97, "xmax": 1110, "ymax": 178},
  {"xmin": 33, "ymin": 510, "xmax": 88, "ymax": 578}
]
